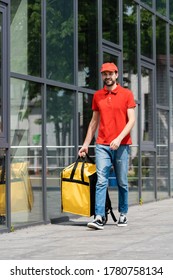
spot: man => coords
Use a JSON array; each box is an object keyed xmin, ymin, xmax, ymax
[{"xmin": 78, "ymin": 62, "xmax": 136, "ymax": 230}]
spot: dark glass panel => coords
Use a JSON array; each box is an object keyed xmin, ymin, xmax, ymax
[
  {"xmin": 156, "ymin": 0, "xmax": 166, "ymax": 16},
  {"xmin": 140, "ymin": 8, "xmax": 153, "ymax": 59},
  {"xmin": 141, "ymin": 152, "xmax": 155, "ymax": 202},
  {"xmin": 141, "ymin": 67, "xmax": 153, "ymax": 142},
  {"xmin": 123, "ymin": 0, "xmax": 138, "ymax": 99},
  {"xmin": 128, "ymin": 146, "xmax": 139, "ymax": 205},
  {"xmin": 170, "ymin": 25, "xmax": 173, "ymax": 68},
  {"xmin": 156, "ymin": 18, "xmax": 168, "ymax": 106},
  {"xmin": 170, "ymin": 77, "xmax": 173, "ymax": 143},
  {"xmin": 170, "ymin": 1, "xmax": 173, "ymax": 21},
  {"xmin": 78, "ymin": 92, "xmax": 95, "ymax": 155},
  {"xmin": 140, "ymin": 0, "xmax": 152, "ymax": 7},
  {"xmin": 11, "ymin": 0, "xmax": 41, "ymax": 76},
  {"xmin": 157, "ymin": 109, "xmax": 169, "ymax": 198},
  {"xmin": 102, "ymin": 0, "xmax": 119, "ymax": 44},
  {"xmin": 103, "ymin": 53, "xmax": 118, "ymax": 67},
  {"xmin": 78, "ymin": 0, "xmax": 98, "ymax": 89},
  {"xmin": 47, "ymin": 0, "xmax": 74, "ymax": 84}
]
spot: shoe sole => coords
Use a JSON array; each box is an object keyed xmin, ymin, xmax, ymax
[
  {"xmin": 117, "ymin": 223, "xmax": 128, "ymax": 227},
  {"xmin": 87, "ymin": 222, "xmax": 104, "ymax": 230}
]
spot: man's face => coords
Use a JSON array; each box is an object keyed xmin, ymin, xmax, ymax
[{"xmin": 101, "ymin": 71, "xmax": 118, "ymax": 87}]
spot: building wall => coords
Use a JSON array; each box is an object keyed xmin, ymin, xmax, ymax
[{"xmin": 1, "ymin": 0, "xmax": 173, "ymax": 231}]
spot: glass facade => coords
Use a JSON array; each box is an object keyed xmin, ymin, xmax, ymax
[
  {"xmin": 0, "ymin": 0, "xmax": 173, "ymax": 231},
  {"xmin": 140, "ymin": 8, "xmax": 153, "ymax": 59},
  {"xmin": 10, "ymin": 78, "xmax": 43, "ymax": 225},
  {"xmin": 46, "ymin": 0, "xmax": 74, "ymax": 84},
  {"xmin": 11, "ymin": 0, "xmax": 41, "ymax": 77},
  {"xmin": 78, "ymin": 0, "xmax": 98, "ymax": 89},
  {"xmin": 123, "ymin": 0, "xmax": 138, "ymax": 99}
]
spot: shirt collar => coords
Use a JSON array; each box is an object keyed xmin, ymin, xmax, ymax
[{"xmin": 103, "ymin": 84, "xmax": 119, "ymax": 95}]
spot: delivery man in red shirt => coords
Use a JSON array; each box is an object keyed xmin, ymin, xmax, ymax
[{"xmin": 78, "ymin": 62, "xmax": 136, "ymax": 230}]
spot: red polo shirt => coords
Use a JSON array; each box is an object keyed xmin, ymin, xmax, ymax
[{"xmin": 92, "ymin": 84, "xmax": 136, "ymax": 145}]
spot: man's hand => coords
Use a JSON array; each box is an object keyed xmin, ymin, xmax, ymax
[
  {"xmin": 110, "ymin": 137, "xmax": 121, "ymax": 150},
  {"xmin": 78, "ymin": 146, "xmax": 88, "ymax": 157}
]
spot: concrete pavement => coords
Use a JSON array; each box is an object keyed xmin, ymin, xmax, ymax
[{"xmin": 0, "ymin": 198, "xmax": 173, "ymax": 260}]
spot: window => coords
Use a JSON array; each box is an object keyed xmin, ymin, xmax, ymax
[
  {"xmin": 102, "ymin": 0, "xmax": 119, "ymax": 44},
  {"xmin": 46, "ymin": 86, "xmax": 75, "ymax": 218},
  {"xmin": 141, "ymin": 8, "xmax": 153, "ymax": 59},
  {"xmin": 123, "ymin": 0, "xmax": 138, "ymax": 99},
  {"xmin": 157, "ymin": 109, "xmax": 169, "ymax": 198},
  {"xmin": 11, "ymin": 0, "xmax": 41, "ymax": 77},
  {"xmin": 47, "ymin": 0, "xmax": 74, "ymax": 84},
  {"xmin": 141, "ymin": 66, "xmax": 154, "ymax": 142},
  {"xmin": 156, "ymin": 18, "xmax": 168, "ymax": 106},
  {"xmin": 170, "ymin": 25, "xmax": 173, "ymax": 68},
  {"xmin": 78, "ymin": 0, "xmax": 98, "ymax": 89},
  {"xmin": 10, "ymin": 78, "xmax": 43, "ymax": 225},
  {"xmin": 156, "ymin": 0, "xmax": 166, "ymax": 17},
  {"xmin": 140, "ymin": 0, "xmax": 152, "ymax": 8}
]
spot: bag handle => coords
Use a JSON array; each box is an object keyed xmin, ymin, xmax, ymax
[
  {"xmin": 70, "ymin": 156, "xmax": 85, "ymax": 181},
  {"xmin": 70, "ymin": 154, "xmax": 95, "ymax": 181}
]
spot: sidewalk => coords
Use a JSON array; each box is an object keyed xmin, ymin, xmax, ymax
[{"xmin": 0, "ymin": 198, "xmax": 173, "ymax": 260}]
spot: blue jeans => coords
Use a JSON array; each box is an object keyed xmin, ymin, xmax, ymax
[{"xmin": 95, "ymin": 144, "xmax": 130, "ymax": 217}]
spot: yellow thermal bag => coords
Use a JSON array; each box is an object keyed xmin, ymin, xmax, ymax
[
  {"xmin": 61, "ymin": 154, "xmax": 96, "ymax": 217},
  {"xmin": 0, "ymin": 161, "xmax": 34, "ymax": 215}
]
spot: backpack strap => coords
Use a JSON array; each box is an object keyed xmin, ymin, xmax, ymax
[{"xmin": 106, "ymin": 189, "xmax": 117, "ymax": 223}]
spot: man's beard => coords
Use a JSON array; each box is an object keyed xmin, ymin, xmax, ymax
[{"xmin": 103, "ymin": 79, "xmax": 116, "ymax": 86}]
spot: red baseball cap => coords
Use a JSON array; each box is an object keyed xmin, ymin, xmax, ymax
[{"xmin": 100, "ymin": 62, "xmax": 118, "ymax": 73}]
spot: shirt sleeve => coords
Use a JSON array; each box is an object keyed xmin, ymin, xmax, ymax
[
  {"xmin": 92, "ymin": 94, "xmax": 99, "ymax": 111},
  {"xmin": 127, "ymin": 90, "xmax": 136, "ymax": 108}
]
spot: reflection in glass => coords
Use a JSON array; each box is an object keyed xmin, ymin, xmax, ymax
[
  {"xmin": 140, "ymin": 8, "xmax": 153, "ymax": 59},
  {"xmin": 128, "ymin": 146, "xmax": 139, "ymax": 205},
  {"xmin": 170, "ymin": 1, "xmax": 173, "ymax": 21},
  {"xmin": 156, "ymin": 0, "xmax": 166, "ymax": 16},
  {"xmin": 170, "ymin": 25, "xmax": 173, "ymax": 68},
  {"xmin": 157, "ymin": 109, "xmax": 169, "ymax": 199},
  {"xmin": 171, "ymin": 151, "xmax": 173, "ymax": 193},
  {"xmin": 140, "ymin": 0, "xmax": 152, "ymax": 7},
  {"xmin": 46, "ymin": 86, "xmax": 75, "ymax": 218},
  {"xmin": 141, "ymin": 152, "xmax": 155, "ymax": 202},
  {"xmin": 156, "ymin": 18, "xmax": 168, "ymax": 106},
  {"xmin": 170, "ymin": 77, "xmax": 173, "ymax": 143},
  {"xmin": 0, "ymin": 150, "xmax": 6, "ymax": 228},
  {"xmin": 102, "ymin": 0, "xmax": 119, "ymax": 44},
  {"xmin": 10, "ymin": 78, "xmax": 42, "ymax": 225},
  {"xmin": 141, "ymin": 67, "xmax": 153, "ymax": 142},
  {"xmin": 78, "ymin": 92, "xmax": 95, "ymax": 156},
  {"xmin": 46, "ymin": 0, "xmax": 74, "ymax": 84},
  {"xmin": 11, "ymin": 0, "xmax": 41, "ymax": 76},
  {"xmin": 78, "ymin": 0, "xmax": 98, "ymax": 89},
  {"xmin": 103, "ymin": 53, "xmax": 118, "ymax": 68},
  {"xmin": 123, "ymin": 0, "xmax": 138, "ymax": 99},
  {"xmin": 128, "ymin": 106, "xmax": 138, "ymax": 204}
]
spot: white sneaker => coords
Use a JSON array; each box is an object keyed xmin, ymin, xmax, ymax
[
  {"xmin": 117, "ymin": 214, "xmax": 128, "ymax": 227},
  {"xmin": 87, "ymin": 215, "xmax": 104, "ymax": 230}
]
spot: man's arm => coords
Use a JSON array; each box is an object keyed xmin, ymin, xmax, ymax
[
  {"xmin": 78, "ymin": 111, "xmax": 100, "ymax": 156},
  {"xmin": 110, "ymin": 107, "xmax": 135, "ymax": 150}
]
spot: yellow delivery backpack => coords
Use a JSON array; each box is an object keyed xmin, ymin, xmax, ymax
[{"xmin": 61, "ymin": 154, "xmax": 96, "ymax": 217}]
